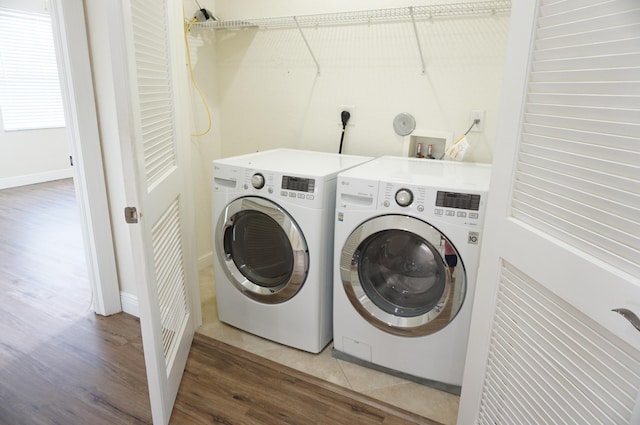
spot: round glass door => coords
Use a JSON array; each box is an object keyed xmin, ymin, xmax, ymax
[
  {"xmin": 216, "ymin": 197, "xmax": 309, "ymax": 303},
  {"xmin": 340, "ymin": 215, "xmax": 466, "ymax": 336}
]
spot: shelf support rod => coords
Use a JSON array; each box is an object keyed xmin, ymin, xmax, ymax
[
  {"xmin": 409, "ymin": 6, "xmax": 426, "ymax": 74},
  {"xmin": 293, "ymin": 16, "xmax": 320, "ymax": 75}
]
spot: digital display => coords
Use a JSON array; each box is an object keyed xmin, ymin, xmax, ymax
[
  {"xmin": 282, "ymin": 176, "xmax": 315, "ymax": 193},
  {"xmin": 436, "ymin": 191, "xmax": 481, "ymax": 211}
]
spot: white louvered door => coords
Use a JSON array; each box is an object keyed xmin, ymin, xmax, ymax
[
  {"xmin": 458, "ymin": 1, "xmax": 640, "ymax": 424},
  {"xmin": 108, "ymin": 0, "xmax": 199, "ymax": 424}
]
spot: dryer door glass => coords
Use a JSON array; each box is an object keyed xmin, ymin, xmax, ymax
[
  {"xmin": 217, "ymin": 197, "xmax": 309, "ymax": 304},
  {"xmin": 340, "ymin": 215, "xmax": 466, "ymax": 336},
  {"xmin": 227, "ymin": 210, "xmax": 293, "ymax": 287}
]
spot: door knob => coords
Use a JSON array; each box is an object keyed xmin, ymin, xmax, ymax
[{"xmin": 612, "ymin": 308, "xmax": 640, "ymax": 332}]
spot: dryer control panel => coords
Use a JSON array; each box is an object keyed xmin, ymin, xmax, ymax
[
  {"xmin": 213, "ymin": 162, "xmax": 333, "ymax": 209},
  {"xmin": 278, "ymin": 174, "xmax": 323, "ymax": 206},
  {"xmin": 240, "ymin": 169, "xmax": 328, "ymax": 209},
  {"xmin": 281, "ymin": 175, "xmax": 316, "ymax": 193}
]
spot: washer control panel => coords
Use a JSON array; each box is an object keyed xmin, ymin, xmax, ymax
[
  {"xmin": 435, "ymin": 191, "xmax": 481, "ymax": 211},
  {"xmin": 336, "ymin": 175, "xmax": 486, "ymax": 225},
  {"xmin": 380, "ymin": 181, "xmax": 485, "ymax": 225}
]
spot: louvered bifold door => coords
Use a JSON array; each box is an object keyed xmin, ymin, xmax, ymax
[
  {"xmin": 131, "ymin": 0, "xmax": 191, "ymax": 367},
  {"xmin": 515, "ymin": 0, "xmax": 640, "ymax": 278},
  {"xmin": 459, "ymin": 1, "xmax": 640, "ymax": 424},
  {"xmin": 481, "ymin": 263, "xmax": 640, "ymax": 424},
  {"xmin": 112, "ymin": 0, "xmax": 198, "ymax": 423}
]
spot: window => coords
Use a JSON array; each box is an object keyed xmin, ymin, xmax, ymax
[{"xmin": 0, "ymin": 8, "xmax": 66, "ymax": 131}]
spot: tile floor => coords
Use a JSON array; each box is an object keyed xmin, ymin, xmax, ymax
[{"xmin": 197, "ymin": 266, "xmax": 460, "ymax": 425}]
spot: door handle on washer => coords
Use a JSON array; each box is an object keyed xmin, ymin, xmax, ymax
[{"xmin": 612, "ymin": 308, "xmax": 640, "ymax": 332}]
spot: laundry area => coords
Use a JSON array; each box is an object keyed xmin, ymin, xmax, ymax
[
  {"xmin": 43, "ymin": 0, "xmax": 640, "ymax": 424},
  {"xmin": 188, "ymin": 1, "xmax": 640, "ymax": 423},
  {"xmin": 185, "ymin": 2, "xmax": 509, "ymax": 423}
]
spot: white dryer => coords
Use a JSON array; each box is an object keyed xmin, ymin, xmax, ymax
[
  {"xmin": 333, "ymin": 156, "xmax": 491, "ymax": 390},
  {"xmin": 212, "ymin": 149, "xmax": 372, "ymax": 353}
]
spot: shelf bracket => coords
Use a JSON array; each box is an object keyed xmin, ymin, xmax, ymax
[
  {"xmin": 409, "ymin": 6, "xmax": 426, "ymax": 74},
  {"xmin": 293, "ymin": 16, "xmax": 320, "ymax": 75}
]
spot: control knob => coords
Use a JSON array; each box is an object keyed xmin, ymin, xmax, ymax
[
  {"xmin": 395, "ymin": 189, "xmax": 413, "ymax": 207},
  {"xmin": 251, "ymin": 173, "xmax": 265, "ymax": 189}
]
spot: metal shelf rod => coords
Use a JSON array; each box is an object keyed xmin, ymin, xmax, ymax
[
  {"xmin": 194, "ymin": 1, "xmax": 511, "ymax": 30},
  {"xmin": 192, "ymin": 1, "xmax": 511, "ymax": 75},
  {"xmin": 293, "ymin": 16, "xmax": 321, "ymax": 75},
  {"xmin": 409, "ymin": 6, "xmax": 426, "ymax": 75}
]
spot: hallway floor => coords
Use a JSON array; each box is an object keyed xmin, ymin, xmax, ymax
[{"xmin": 197, "ymin": 266, "xmax": 460, "ymax": 425}]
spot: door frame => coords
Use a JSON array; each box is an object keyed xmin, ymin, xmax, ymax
[{"xmin": 50, "ymin": 0, "xmax": 121, "ymax": 315}]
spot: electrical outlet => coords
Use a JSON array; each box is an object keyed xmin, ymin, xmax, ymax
[
  {"xmin": 470, "ymin": 110, "xmax": 485, "ymax": 132},
  {"xmin": 338, "ymin": 105, "xmax": 355, "ymax": 127}
]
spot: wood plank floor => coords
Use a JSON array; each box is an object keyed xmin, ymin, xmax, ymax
[
  {"xmin": 173, "ymin": 334, "xmax": 439, "ymax": 425},
  {"xmin": 0, "ymin": 179, "xmax": 441, "ymax": 425},
  {"xmin": 0, "ymin": 179, "xmax": 152, "ymax": 425}
]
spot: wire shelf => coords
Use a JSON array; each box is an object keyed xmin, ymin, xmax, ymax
[{"xmin": 194, "ymin": 0, "xmax": 512, "ymax": 30}]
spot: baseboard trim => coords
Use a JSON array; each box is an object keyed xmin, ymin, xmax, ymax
[
  {"xmin": 0, "ymin": 168, "xmax": 73, "ymax": 190},
  {"xmin": 198, "ymin": 251, "xmax": 213, "ymax": 270},
  {"xmin": 119, "ymin": 250, "xmax": 211, "ymax": 318},
  {"xmin": 120, "ymin": 292, "xmax": 139, "ymax": 318}
]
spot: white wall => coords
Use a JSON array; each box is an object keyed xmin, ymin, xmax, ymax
[
  {"xmin": 180, "ymin": 0, "xmax": 510, "ymax": 271},
  {"xmin": 0, "ymin": 0, "xmax": 71, "ymax": 188},
  {"xmin": 184, "ymin": 0, "xmax": 222, "ymax": 268},
  {"xmin": 78, "ymin": 0, "xmax": 509, "ymax": 311},
  {"xmin": 212, "ymin": 0, "xmax": 510, "ymax": 162},
  {"xmin": 0, "ymin": 127, "xmax": 71, "ymax": 186}
]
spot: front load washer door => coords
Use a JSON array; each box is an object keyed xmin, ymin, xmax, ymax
[
  {"xmin": 217, "ymin": 197, "xmax": 309, "ymax": 303},
  {"xmin": 340, "ymin": 214, "xmax": 466, "ymax": 336}
]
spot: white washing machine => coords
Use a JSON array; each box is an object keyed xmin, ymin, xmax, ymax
[
  {"xmin": 333, "ymin": 156, "xmax": 491, "ymax": 390},
  {"xmin": 212, "ymin": 149, "xmax": 372, "ymax": 353}
]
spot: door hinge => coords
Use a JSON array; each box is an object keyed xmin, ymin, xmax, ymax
[
  {"xmin": 124, "ymin": 206, "xmax": 139, "ymax": 224},
  {"xmin": 70, "ymin": 156, "xmax": 74, "ymax": 166}
]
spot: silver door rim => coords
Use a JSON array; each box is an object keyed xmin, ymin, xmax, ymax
[
  {"xmin": 216, "ymin": 196, "xmax": 309, "ymax": 303},
  {"xmin": 340, "ymin": 214, "xmax": 466, "ymax": 336}
]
